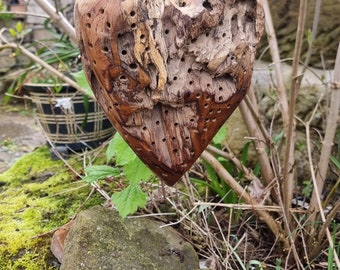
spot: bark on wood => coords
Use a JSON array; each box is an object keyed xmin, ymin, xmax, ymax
[{"xmin": 75, "ymin": 0, "xmax": 264, "ymax": 185}]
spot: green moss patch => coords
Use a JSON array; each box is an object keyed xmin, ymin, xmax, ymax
[{"xmin": 0, "ymin": 146, "xmax": 103, "ymax": 269}]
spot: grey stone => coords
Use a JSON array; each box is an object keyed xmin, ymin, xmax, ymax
[
  {"xmin": 61, "ymin": 206, "xmax": 199, "ymax": 270},
  {"xmin": 0, "ymin": 49, "xmax": 16, "ymax": 73}
]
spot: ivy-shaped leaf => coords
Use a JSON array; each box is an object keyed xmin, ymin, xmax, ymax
[
  {"xmin": 111, "ymin": 183, "xmax": 147, "ymax": 218},
  {"xmin": 83, "ymin": 165, "xmax": 120, "ymax": 184},
  {"xmin": 111, "ymin": 133, "xmax": 136, "ymax": 166},
  {"xmin": 123, "ymin": 157, "xmax": 153, "ymax": 184},
  {"xmin": 106, "ymin": 138, "xmax": 116, "ymax": 163},
  {"xmin": 72, "ymin": 70, "xmax": 93, "ymax": 96},
  {"xmin": 212, "ymin": 124, "xmax": 227, "ymax": 145}
]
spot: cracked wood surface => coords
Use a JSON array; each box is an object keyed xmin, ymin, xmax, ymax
[{"xmin": 75, "ymin": 0, "xmax": 264, "ymax": 185}]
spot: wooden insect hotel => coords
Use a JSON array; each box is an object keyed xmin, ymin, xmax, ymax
[{"xmin": 74, "ymin": 0, "xmax": 265, "ymax": 185}]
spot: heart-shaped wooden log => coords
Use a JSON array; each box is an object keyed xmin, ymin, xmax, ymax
[{"xmin": 74, "ymin": 0, "xmax": 264, "ymax": 185}]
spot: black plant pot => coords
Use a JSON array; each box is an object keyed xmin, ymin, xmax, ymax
[{"xmin": 26, "ymin": 83, "xmax": 114, "ymax": 152}]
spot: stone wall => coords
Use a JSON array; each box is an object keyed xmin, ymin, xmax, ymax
[{"xmin": 257, "ymin": 0, "xmax": 340, "ymax": 69}]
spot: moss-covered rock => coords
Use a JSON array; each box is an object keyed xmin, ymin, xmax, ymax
[
  {"xmin": 0, "ymin": 146, "xmax": 103, "ymax": 269},
  {"xmin": 61, "ymin": 206, "xmax": 199, "ymax": 270}
]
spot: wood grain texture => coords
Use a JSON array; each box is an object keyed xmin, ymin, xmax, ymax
[{"xmin": 75, "ymin": 0, "xmax": 264, "ymax": 185}]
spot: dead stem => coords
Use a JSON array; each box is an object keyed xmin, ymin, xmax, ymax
[
  {"xmin": 261, "ymin": 0, "xmax": 289, "ymax": 127},
  {"xmin": 200, "ymin": 150, "xmax": 288, "ymax": 249},
  {"xmin": 34, "ymin": 0, "xmax": 77, "ymax": 44},
  {"xmin": 282, "ymin": 0, "xmax": 307, "ymax": 229},
  {"xmin": 308, "ymin": 43, "xmax": 340, "ymax": 229},
  {"xmin": 239, "ymin": 100, "xmax": 274, "ymax": 187}
]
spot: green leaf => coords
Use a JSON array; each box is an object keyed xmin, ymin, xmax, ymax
[
  {"xmin": 71, "ymin": 70, "xmax": 93, "ymax": 96},
  {"xmin": 273, "ymin": 131, "xmax": 284, "ymax": 144},
  {"xmin": 9, "ymin": 28, "xmax": 17, "ymax": 37},
  {"xmin": 83, "ymin": 165, "xmax": 120, "ymax": 184},
  {"xmin": 112, "ymin": 133, "xmax": 136, "ymax": 166},
  {"xmin": 16, "ymin": 21, "xmax": 23, "ymax": 33},
  {"xmin": 212, "ymin": 124, "xmax": 227, "ymax": 145},
  {"xmin": 106, "ymin": 138, "xmax": 116, "ymax": 163},
  {"xmin": 330, "ymin": 155, "xmax": 340, "ymax": 170},
  {"xmin": 111, "ymin": 183, "xmax": 147, "ymax": 218},
  {"xmin": 241, "ymin": 141, "xmax": 251, "ymax": 165},
  {"xmin": 124, "ymin": 157, "xmax": 152, "ymax": 184}
]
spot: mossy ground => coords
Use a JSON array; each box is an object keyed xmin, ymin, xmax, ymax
[{"xmin": 0, "ymin": 146, "xmax": 104, "ymax": 269}]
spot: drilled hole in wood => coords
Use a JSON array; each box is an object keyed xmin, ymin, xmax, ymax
[
  {"xmin": 185, "ymin": 136, "xmax": 190, "ymax": 141},
  {"xmin": 179, "ymin": 1, "xmax": 186, "ymax": 7},
  {"xmin": 173, "ymin": 149, "xmax": 178, "ymax": 154},
  {"xmin": 129, "ymin": 63, "xmax": 138, "ymax": 70},
  {"xmin": 121, "ymin": 50, "xmax": 127, "ymax": 55},
  {"xmin": 203, "ymin": 0, "xmax": 212, "ymax": 11},
  {"xmin": 142, "ymin": 126, "xmax": 147, "ymax": 131},
  {"xmin": 212, "ymin": 118, "xmax": 216, "ymax": 122},
  {"xmin": 173, "ymin": 76, "xmax": 178, "ymax": 81},
  {"xmin": 204, "ymin": 103, "xmax": 208, "ymax": 108},
  {"xmin": 172, "ymin": 137, "xmax": 176, "ymax": 141},
  {"xmin": 181, "ymin": 57, "xmax": 185, "ymax": 62},
  {"xmin": 87, "ymin": 13, "xmax": 91, "ymax": 18},
  {"xmin": 93, "ymin": 60, "xmax": 97, "ymax": 65},
  {"xmin": 120, "ymin": 75, "xmax": 127, "ymax": 81},
  {"xmin": 205, "ymin": 32, "xmax": 209, "ymax": 37},
  {"xmin": 99, "ymin": 8, "xmax": 104, "ymax": 14},
  {"xmin": 103, "ymin": 47, "xmax": 109, "ymax": 53},
  {"xmin": 246, "ymin": 12, "xmax": 254, "ymax": 22},
  {"xmin": 131, "ymin": 23, "xmax": 137, "ymax": 29},
  {"xmin": 217, "ymin": 108, "xmax": 222, "ymax": 113},
  {"xmin": 86, "ymin": 23, "xmax": 91, "ymax": 28},
  {"xmin": 130, "ymin": 10, "xmax": 136, "ymax": 16},
  {"xmin": 162, "ymin": 138, "xmax": 166, "ymax": 142},
  {"xmin": 205, "ymin": 118, "xmax": 210, "ymax": 123},
  {"xmin": 187, "ymin": 68, "xmax": 192, "ymax": 74},
  {"xmin": 164, "ymin": 109, "xmax": 169, "ymax": 115},
  {"xmin": 209, "ymin": 109, "xmax": 213, "ymax": 114},
  {"xmin": 145, "ymin": 46, "xmax": 150, "ymax": 52},
  {"xmin": 222, "ymin": 33, "xmax": 226, "ymax": 37},
  {"xmin": 106, "ymin": 22, "xmax": 111, "ymax": 29},
  {"xmin": 151, "ymin": 141, "xmax": 155, "ymax": 145},
  {"xmin": 218, "ymin": 96, "xmax": 223, "ymax": 101},
  {"xmin": 219, "ymin": 86, "xmax": 223, "ymax": 91},
  {"xmin": 196, "ymin": 93, "xmax": 201, "ymax": 98},
  {"xmin": 174, "ymin": 122, "xmax": 179, "ymax": 127},
  {"xmin": 227, "ymin": 104, "xmax": 231, "ymax": 108},
  {"xmin": 190, "ymin": 118, "xmax": 195, "ymax": 122},
  {"xmin": 140, "ymin": 34, "xmax": 145, "ymax": 39},
  {"xmin": 165, "ymin": 29, "xmax": 170, "ymax": 34},
  {"xmin": 114, "ymin": 103, "xmax": 119, "ymax": 107},
  {"xmin": 189, "ymin": 81, "xmax": 194, "ymax": 85},
  {"xmin": 156, "ymin": 120, "xmax": 160, "ymax": 125},
  {"xmin": 207, "ymin": 83, "xmax": 211, "ymax": 87},
  {"xmin": 191, "ymin": 38, "xmax": 197, "ymax": 43},
  {"xmin": 88, "ymin": 42, "xmax": 93, "ymax": 48}
]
